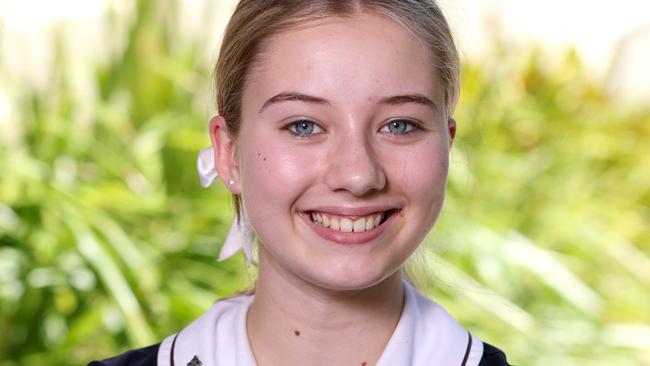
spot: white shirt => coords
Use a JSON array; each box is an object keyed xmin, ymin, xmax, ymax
[{"xmin": 158, "ymin": 281, "xmax": 484, "ymax": 366}]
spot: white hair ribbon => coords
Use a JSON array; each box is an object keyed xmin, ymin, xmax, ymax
[
  {"xmin": 197, "ymin": 147, "xmax": 219, "ymax": 188},
  {"xmin": 197, "ymin": 146, "xmax": 254, "ymax": 263}
]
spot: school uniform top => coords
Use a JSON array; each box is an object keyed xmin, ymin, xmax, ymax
[{"xmin": 89, "ymin": 281, "xmax": 510, "ymax": 365}]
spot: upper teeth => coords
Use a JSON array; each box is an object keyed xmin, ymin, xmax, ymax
[{"xmin": 310, "ymin": 212, "xmax": 384, "ymax": 232}]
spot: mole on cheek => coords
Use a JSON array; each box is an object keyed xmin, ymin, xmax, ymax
[
  {"xmin": 361, "ymin": 362, "xmax": 367, "ymax": 366},
  {"xmin": 294, "ymin": 330, "xmax": 300, "ymax": 336}
]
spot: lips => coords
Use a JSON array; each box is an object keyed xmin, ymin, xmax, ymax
[{"xmin": 300, "ymin": 208, "xmax": 397, "ymax": 245}]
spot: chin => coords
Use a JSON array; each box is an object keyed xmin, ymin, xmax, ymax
[{"xmin": 303, "ymin": 262, "xmax": 400, "ymax": 292}]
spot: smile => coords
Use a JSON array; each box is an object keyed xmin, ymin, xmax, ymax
[
  {"xmin": 301, "ymin": 208, "xmax": 398, "ymax": 245},
  {"xmin": 309, "ymin": 211, "xmax": 385, "ymax": 233}
]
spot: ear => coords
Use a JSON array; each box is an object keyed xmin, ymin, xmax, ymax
[
  {"xmin": 447, "ymin": 117, "xmax": 457, "ymax": 147},
  {"xmin": 209, "ymin": 115, "xmax": 241, "ymax": 193}
]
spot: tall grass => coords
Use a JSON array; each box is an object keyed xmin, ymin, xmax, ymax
[{"xmin": 1, "ymin": 1, "xmax": 648, "ymax": 365}]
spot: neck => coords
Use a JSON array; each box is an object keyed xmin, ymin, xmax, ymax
[{"xmin": 246, "ymin": 249, "xmax": 404, "ymax": 366}]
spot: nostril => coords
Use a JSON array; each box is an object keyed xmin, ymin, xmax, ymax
[{"xmin": 323, "ymin": 142, "xmax": 387, "ymax": 196}]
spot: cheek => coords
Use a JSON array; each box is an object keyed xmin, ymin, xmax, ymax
[
  {"xmin": 238, "ymin": 139, "xmax": 321, "ymax": 211},
  {"xmin": 387, "ymin": 141, "xmax": 449, "ymax": 210}
]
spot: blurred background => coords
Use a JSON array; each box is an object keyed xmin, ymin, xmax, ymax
[{"xmin": 1, "ymin": 0, "xmax": 648, "ymax": 365}]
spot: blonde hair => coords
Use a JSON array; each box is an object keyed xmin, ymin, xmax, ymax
[{"xmin": 214, "ymin": 0, "xmax": 460, "ymax": 217}]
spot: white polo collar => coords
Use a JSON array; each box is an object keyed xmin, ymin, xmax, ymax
[{"xmin": 158, "ymin": 281, "xmax": 483, "ymax": 366}]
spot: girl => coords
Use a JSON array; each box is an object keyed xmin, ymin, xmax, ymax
[{"xmin": 91, "ymin": 0, "xmax": 510, "ymax": 365}]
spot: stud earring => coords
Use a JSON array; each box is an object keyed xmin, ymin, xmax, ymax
[{"xmin": 228, "ymin": 179, "xmax": 235, "ymax": 186}]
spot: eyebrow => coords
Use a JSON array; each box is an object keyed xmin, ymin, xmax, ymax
[
  {"xmin": 259, "ymin": 92, "xmax": 330, "ymax": 113},
  {"xmin": 378, "ymin": 94, "xmax": 439, "ymax": 112},
  {"xmin": 258, "ymin": 92, "xmax": 438, "ymax": 113}
]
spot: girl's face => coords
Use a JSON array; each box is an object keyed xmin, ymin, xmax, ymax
[{"xmin": 214, "ymin": 12, "xmax": 454, "ymax": 291}]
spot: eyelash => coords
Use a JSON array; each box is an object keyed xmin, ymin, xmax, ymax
[
  {"xmin": 282, "ymin": 118, "xmax": 422, "ymax": 138},
  {"xmin": 284, "ymin": 119, "xmax": 325, "ymax": 138},
  {"xmin": 379, "ymin": 119, "xmax": 421, "ymax": 136}
]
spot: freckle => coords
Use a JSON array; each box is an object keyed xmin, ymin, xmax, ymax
[
  {"xmin": 294, "ymin": 330, "xmax": 300, "ymax": 336},
  {"xmin": 362, "ymin": 362, "xmax": 367, "ymax": 366},
  {"xmin": 263, "ymin": 157, "xmax": 267, "ymax": 161}
]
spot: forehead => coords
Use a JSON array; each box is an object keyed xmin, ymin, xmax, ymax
[{"xmin": 242, "ymin": 12, "xmax": 443, "ymax": 109}]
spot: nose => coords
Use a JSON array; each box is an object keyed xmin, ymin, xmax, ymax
[{"xmin": 324, "ymin": 135, "xmax": 387, "ymax": 196}]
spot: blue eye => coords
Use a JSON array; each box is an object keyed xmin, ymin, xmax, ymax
[
  {"xmin": 286, "ymin": 119, "xmax": 323, "ymax": 137},
  {"xmin": 381, "ymin": 119, "xmax": 418, "ymax": 135}
]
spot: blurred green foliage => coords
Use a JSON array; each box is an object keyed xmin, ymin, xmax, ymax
[{"xmin": 1, "ymin": 1, "xmax": 648, "ymax": 365}]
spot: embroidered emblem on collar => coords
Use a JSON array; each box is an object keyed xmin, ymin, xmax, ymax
[{"xmin": 187, "ymin": 355, "xmax": 202, "ymax": 366}]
